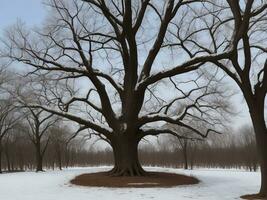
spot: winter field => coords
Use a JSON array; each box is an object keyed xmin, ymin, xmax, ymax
[{"xmin": 0, "ymin": 167, "xmax": 260, "ymax": 200}]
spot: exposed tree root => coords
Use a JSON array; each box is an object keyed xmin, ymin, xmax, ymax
[{"xmin": 108, "ymin": 164, "xmax": 147, "ymax": 177}]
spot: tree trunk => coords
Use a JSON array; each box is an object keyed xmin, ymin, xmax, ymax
[
  {"xmin": 55, "ymin": 143, "xmax": 62, "ymax": 170},
  {"xmin": 57, "ymin": 147, "xmax": 62, "ymax": 170},
  {"xmin": 253, "ymin": 125, "xmax": 267, "ymax": 197},
  {"xmin": 11, "ymin": 161, "xmax": 14, "ymax": 171},
  {"xmin": 108, "ymin": 135, "xmax": 146, "ymax": 176},
  {"xmin": 250, "ymin": 106, "xmax": 267, "ymax": 197},
  {"xmin": 35, "ymin": 143, "xmax": 43, "ymax": 172},
  {"xmin": 4, "ymin": 148, "xmax": 11, "ymax": 172},
  {"xmin": 36, "ymin": 153, "xmax": 43, "ymax": 172},
  {"xmin": 0, "ymin": 141, "xmax": 2, "ymax": 174},
  {"xmin": 18, "ymin": 152, "xmax": 24, "ymax": 171},
  {"xmin": 64, "ymin": 148, "xmax": 70, "ymax": 169},
  {"xmin": 182, "ymin": 140, "xmax": 188, "ymax": 170},
  {"xmin": 190, "ymin": 160, "xmax": 194, "ymax": 170}
]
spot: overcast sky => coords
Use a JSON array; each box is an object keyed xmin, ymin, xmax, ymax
[
  {"xmin": 0, "ymin": 0, "xmax": 45, "ymax": 33},
  {"xmin": 0, "ymin": 0, "xmax": 254, "ymax": 132}
]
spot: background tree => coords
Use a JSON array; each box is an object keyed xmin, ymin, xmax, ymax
[
  {"xmin": 2, "ymin": 128, "xmax": 16, "ymax": 172},
  {"xmin": 49, "ymin": 125, "xmax": 70, "ymax": 170},
  {"xmin": 168, "ymin": 0, "xmax": 267, "ymax": 196},
  {"xmin": 0, "ymin": 123, "xmax": 259, "ymax": 172},
  {"xmin": 0, "ymin": 100, "xmax": 19, "ymax": 173},
  {"xmin": 23, "ymin": 107, "xmax": 58, "ymax": 172},
  {"xmin": 164, "ymin": 123, "xmax": 205, "ymax": 170},
  {"xmin": 220, "ymin": 2, "xmax": 267, "ymax": 197},
  {"xmin": 2, "ymin": 123, "xmax": 29, "ymax": 172}
]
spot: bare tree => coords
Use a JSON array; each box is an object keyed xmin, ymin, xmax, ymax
[
  {"xmin": 2, "ymin": 129, "xmax": 15, "ymax": 172},
  {"xmin": 0, "ymin": 100, "xmax": 19, "ymax": 173},
  {"xmin": 3, "ymin": 0, "xmax": 233, "ymax": 176},
  {"xmin": 220, "ymin": 2, "xmax": 267, "ymax": 196},
  {"xmin": 49, "ymin": 125, "xmax": 70, "ymax": 170},
  {"xmin": 168, "ymin": 0, "xmax": 266, "ymax": 196},
  {"xmin": 24, "ymin": 108, "xmax": 57, "ymax": 172},
  {"xmin": 165, "ymin": 121, "xmax": 210, "ymax": 170},
  {"xmin": 166, "ymin": 127, "xmax": 197, "ymax": 170}
]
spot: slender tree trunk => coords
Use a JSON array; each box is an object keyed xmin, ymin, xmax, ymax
[
  {"xmin": 250, "ymin": 105, "xmax": 267, "ymax": 197},
  {"xmin": 56, "ymin": 145, "xmax": 62, "ymax": 170},
  {"xmin": 108, "ymin": 134, "xmax": 145, "ymax": 176},
  {"xmin": 35, "ymin": 142, "xmax": 43, "ymax": 172},
  {"xmin": 253, "ymin": 162, "xmax": 257, "ymax": 172},
  {"xmin": 5, "ymin": 153, "xmax": 10, "ymax": 172},
  {"xmin": 4, "ymin": 147, "xmax": 11, "ymax": 172},
  {"xmin": 182, "ymin": 141, "xmax": 188, "ymax": 170},
  {"xmin": 65, "ymin": 148, "xmax": 70, "ymax": 169},
  {"xmin": 18, "ymin": 151, "xmax": 24, "ymax": 171},
  {"xmin": 0, "ymin": 141, "xmax": 2, "ymax": 174},
  {"xmin": 11, "ymin": 161, "xmax": 14, "ymax": 171},
  {"xmin": 190, "ymin": 160, "xmax": 194, "ymax": 170}
]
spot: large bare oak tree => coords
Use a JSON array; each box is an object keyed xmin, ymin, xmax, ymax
[{"xmin": 3, "ymin": 0, "xmax": 232, "ymax": 176}]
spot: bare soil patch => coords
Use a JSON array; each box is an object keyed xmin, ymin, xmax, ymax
[
  {"xmin": 70, "ymin": 171, "xmax": 199, "ymax": 188},
  {"xmin": 241, "ymin": 194, "xmax": 267, "ymax": 200}
]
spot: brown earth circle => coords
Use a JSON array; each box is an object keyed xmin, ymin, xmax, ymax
[{"xmin": 70, "ymin": 171, "xmax": 199, "ymax": 188}]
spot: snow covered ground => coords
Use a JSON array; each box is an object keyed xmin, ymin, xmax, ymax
[{"xmin": 0, "ymin": 167, "xmax": 260, "ymax": 200}]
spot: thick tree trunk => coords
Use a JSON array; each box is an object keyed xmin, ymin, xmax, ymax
[
  {"xmin": 250, "ymin": 106, "xmax": 267, "ymax": 197},
  {"xmin": 253, "ymin": 125, "xmax": 267, "ymax": 197},
  {"xmin": 108, "ymin": 135, "xmax": 146, "ymax": 176},
  {"xmin": 257, "ymin": 135, "xmax": 267, "ymax": 197}
]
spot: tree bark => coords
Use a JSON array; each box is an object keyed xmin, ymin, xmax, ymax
[
  {"xmin": 108, "ymin": 135, "xmax": 146, "ymax": 176},
  {"xmin": 257, "ymin": 132, "xmax": 267, "ymax": 197},
  {"xmin": 250, "ymin": 104, "xmax": 267, "ymax": 197}
]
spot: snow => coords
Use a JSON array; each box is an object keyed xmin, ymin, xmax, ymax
[{"xmin": 0, "ymin": 167, "xmax": 260, "ymax": 200}]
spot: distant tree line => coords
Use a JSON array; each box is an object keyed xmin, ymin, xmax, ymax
[
  {"xmin": 141, "ymin": 126, "xmax": 258, "ymax": 171},
  {"xmin": 0, "ymin": 124, "xmax": 258, "ymax": 172}
]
